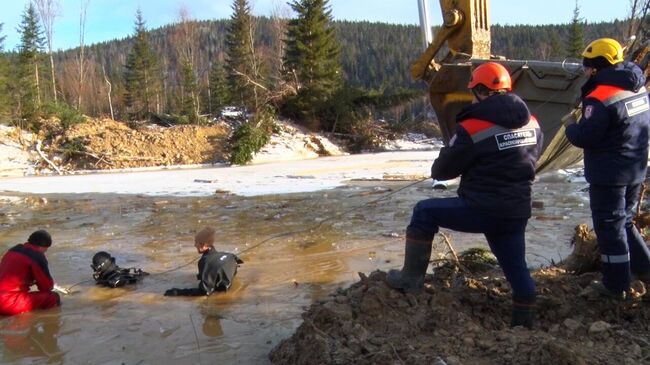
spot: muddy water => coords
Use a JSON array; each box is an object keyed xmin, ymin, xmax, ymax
[{"xmin": 0, "ymin": 175, "xmax": 591, "ymax": 364}]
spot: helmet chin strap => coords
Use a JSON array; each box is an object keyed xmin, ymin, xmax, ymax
[{"xmin": 471, "ymin": 88, "xmax": 483, "ymax": 101}]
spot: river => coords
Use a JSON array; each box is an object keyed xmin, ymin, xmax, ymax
[{"xmin": 0, "ymin": 151, "xmax": 590, "ymax": 364}]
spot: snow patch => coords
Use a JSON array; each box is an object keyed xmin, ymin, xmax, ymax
[
  {"xmin": 251, "ymin": 121, "xmax": 346, "ymax": 164},
  {"xmin": 0, "ymin": 126, "xmax": 38, "ymax": 177}
]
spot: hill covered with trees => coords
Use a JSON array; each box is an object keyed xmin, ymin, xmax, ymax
[
  {"xmin": 0, "ymin": 0, "xmax": 636, "ymax": 163},
  {"xmin": 39, "ymin": 17, "xmax": 628, "ymax": 120}
]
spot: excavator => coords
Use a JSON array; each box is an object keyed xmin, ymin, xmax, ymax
[{"xmin": 413, "ymin": 0, "xmax": 649, "ymax": 173}]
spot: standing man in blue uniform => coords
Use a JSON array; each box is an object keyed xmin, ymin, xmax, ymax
[
  {"xmin": 565, "ymin": 38, "xmax": 650, "ymax": 299},
  {"xmin": 387, "ymin": 62, "xmax": 543, "ymax": 328}
]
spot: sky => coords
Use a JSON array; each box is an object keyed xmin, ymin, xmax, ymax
[{"xmin": 0, "ymin": 0, "xmax": 632, "ymax": 52}]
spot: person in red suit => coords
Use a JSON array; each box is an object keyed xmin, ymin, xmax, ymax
[{"xmin": 0, "ymin": 230, "xmax": 60, "ymax": 316}]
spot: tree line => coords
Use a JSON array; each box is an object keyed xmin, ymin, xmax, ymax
[{"xmin": 0, "ymin": 1, "xmax": 637, "ymax": 138}]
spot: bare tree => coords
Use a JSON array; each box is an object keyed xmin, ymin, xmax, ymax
[
  {"xmin": 77, "ymin": 0, "xmax": 90, "ymax": 111},
  {"xmin": 102, "ymin": 64, "xmax": 114, "ymax": 120},
  {"xmin": 246, "ymin": 12, "xmax": 264, "ymax": 110},
  {"xmin": 268, "ymin": 1, "xmax": 289, "ymax": 86},
  {"xmin": 33, "ymin": 0, "xmax": 60, "ymax": 103},
  {"xmin": 173, "ymin": 6, "xmax": 201, "ymax": 120},
  {"xmin": 626, "ymin": 0, "xmax": 650, "ymax": 53}
]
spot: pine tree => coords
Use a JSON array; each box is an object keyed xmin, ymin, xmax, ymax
[
  {"xmin": 549, "ymin": 33, "xmax": 563, "ymax": 61},
  {"xmin": 225, "ymin": 0, "xmax": 260, "ymax": 110},
  {"xmin": 283, "ymin": 0, "xmax": 341, "ymax": 129},
  {"xmin": 180, "ymin": 57, "xmax": 198, "ymax": 123},
  {"xmin": 208, "ymin": 62, "xmax": 230, "ymax": 115},
  {"xmin": 15, "ymin": 3, "xmax": 45, "ymax": 124},
  {"xmin": 124, "ymin": 9, "xmax": 162, "ymax": 120},
  {"xmin": 0, "ymin": 23, "xmax": 10, "ymax": 121},
  {"xmin": 566, "ymin": 1, "xmax": 585, "ymax": 59}
]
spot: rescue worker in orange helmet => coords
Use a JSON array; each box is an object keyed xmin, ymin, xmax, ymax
[
  {"xmin": 565, "ymin": 38, "xmax": 650, "ymax": 299},
  {"xmin": 387, "ymin": 62, "xmax": 543, "ymax": 328}
]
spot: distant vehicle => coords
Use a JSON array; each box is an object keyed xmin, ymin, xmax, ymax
[{"xmin": 220, "ymin": 106, "xmax": 246, "ymax": 120}]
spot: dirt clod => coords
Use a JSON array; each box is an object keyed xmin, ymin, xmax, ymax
[{"xmin": 270, "ymin": 268, "xmax": 650, "ymax": 365}]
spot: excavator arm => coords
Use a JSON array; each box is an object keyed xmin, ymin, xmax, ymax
[
  {"xmin": 412, "ymin": 0, "xmax": 490, "ymax": 82},
  {"xmin": 413, "ymin": 0, "xmax": 587, "ymax": 173}
]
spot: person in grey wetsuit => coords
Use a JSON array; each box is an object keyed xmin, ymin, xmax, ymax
[{"xmin": 164, "ymin": 227, "xmax": 243, "ymax": 296}]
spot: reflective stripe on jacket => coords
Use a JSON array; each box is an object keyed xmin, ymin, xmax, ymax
[
  {"xmin": 566, "ymin": 62, "xmax": 650, "ymax": 185},
  {"xmin": 432, "ymin": 93, "xmax": 543, "ymax": 218}
]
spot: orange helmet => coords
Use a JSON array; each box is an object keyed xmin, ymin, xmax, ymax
[{"xmin": 467, "ymin": 62, "xmax": 512, "ymax": 91}]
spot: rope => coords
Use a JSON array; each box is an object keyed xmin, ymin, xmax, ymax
[
  {"xmin": 237, "ymin": 177, "xmax": 429, "ymax": 255},
  {"xmin": 61, "ymin": 177, "xmax": 430, "ymax": 292}
]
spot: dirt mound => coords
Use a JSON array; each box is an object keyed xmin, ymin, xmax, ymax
[
  {"xmin": 269, "ymin": 267, "xmax": 650, "ymax": 365},
  {"xmin": 50, "ymin": 119, "xmax": 231, "ymax": 170}
]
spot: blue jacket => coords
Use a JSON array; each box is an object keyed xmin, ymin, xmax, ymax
[
  {"xmin": 431, "ymin": 93, "xmax": 543, "ymax": 218},
  {"xmin": 565, "ymin": 61, "xmax": 650, "ymax": 185}
]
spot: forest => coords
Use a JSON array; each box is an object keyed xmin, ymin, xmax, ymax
[
  {"xmin": 38, "ymin": 18, "xmax": 627, "ymax": 120},
  {"xmin": 0, "ymin": 0, "xmax": 637, "ymax": 147}
]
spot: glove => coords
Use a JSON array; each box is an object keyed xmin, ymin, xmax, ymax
[
  {"xmin": 53, "ymin": 284, "xmax": 71, "ymax": 295},
  {"xmin": 431, "ymin": 179, "xmax": 448, "ymax": 190},
  {"xmin": 164, "ymin": 288, "xmax": 180, "ymax": 296}
]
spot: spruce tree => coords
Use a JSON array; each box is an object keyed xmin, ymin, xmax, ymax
[
  {"xmin": 283, "ymin": 0, "xmax": 341, "ymax": 129},
  {"xmin": 208, "ymin": 62, "xmax": 230, "ymax": 115},
  {"xmin": 566, "ymin": 1, "xmax": 585, "ymax": 59},
  {"xmin": 225, "ymin": 0, "xmax": 259, "ymax": 110},
  {"xmin": 549, "ymin": 33, "xmax": 563, "ymax": 61},
  {"xmin": 15, "ymin": 3, "xmax": 45, "ymax": 125},
  {"xmin": 180, "ymin": 58, "xmax": 198, "ymax": 123},
  {"xmin": 0, "ymin": 23, "xmax": 10, "ymax": 122},
  {"xmin": 124, "ymin": 9, "xmax": 162, "ymax": 120}
]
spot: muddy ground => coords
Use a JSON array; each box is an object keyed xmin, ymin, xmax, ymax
[
  {"xmin": 270, "ymin": 211, "xmax": 650, "ymax": 365},
  {"xmin": 270, "ymin": 268, "xmax": 650, "ymax": 365}
]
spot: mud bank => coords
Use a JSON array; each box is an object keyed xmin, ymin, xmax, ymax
[{"xmin": 270, "ymin": 269, "xmax": 650, "ymax": 365}]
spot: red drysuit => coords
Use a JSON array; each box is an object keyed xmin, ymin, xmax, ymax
[{"xmin": 0, "ymin": 243, "xmax": 60, "ymax": 316}]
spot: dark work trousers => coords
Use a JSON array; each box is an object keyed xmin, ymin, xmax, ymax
[
  {"xmin": 407, "ymin": 197, "xmax": 535, "ymax": 302},
  {"xmin": 589, "ymin": 184, "xmax": 650, "ymax": 292}
]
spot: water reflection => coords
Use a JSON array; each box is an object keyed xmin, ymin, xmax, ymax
[
  {"xmin": 0, "ymin": 310, "xmax": 64, "ymax": 364},
  {"xmin": 201, "ymin": 314, "xmax": 224, "ymax": 338},
  {"xmin": 0, "ymin": 174, "xmax": 591, "ymax": 363}
]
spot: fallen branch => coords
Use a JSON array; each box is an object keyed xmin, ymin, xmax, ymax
[
  {"xmin": 439, "ymin": 232, "xmax": 468, "ymax": 274},
  {"xmin": 109, "ymin": 156, "xmax": 164, "ymax": 162},
  {"xmin": 388, "ymin": 342, "xmax": 405, "ymax": 365},
  {"xmin": 53, "ymin": 148, "xmax": 115, "ymax": 168},
  {"xmin": 36, "ymin": 140, "xmax": 63, "ymax": 175},
  {"xmin": 233, "ymin": 69, "xmax": 269, "ymax": 91},
  {"xmin": 637, "ymin": 183, "xmax": 646, "ymax": 217}
]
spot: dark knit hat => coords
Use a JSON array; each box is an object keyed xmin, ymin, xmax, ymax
[
  {"xmin": 582, "ymin": 56, "xmax": 614, "ymax": 71},
  {"xmin": 28, "ymin": 230, "xmax": 52, "ymax": 247}
]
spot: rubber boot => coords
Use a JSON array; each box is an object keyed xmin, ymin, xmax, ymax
[
  {"xmin": 511, "ymin": 300, "xmax": 536, "ymax": 329},
  {"xmin": 387, "ymin": 238, "xmax": 432, "ymax": 293},
  {"xmin": 589, "ymin": 280, "xmax": 627, "ymax": 301}
]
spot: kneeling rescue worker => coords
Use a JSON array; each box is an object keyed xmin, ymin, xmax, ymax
[
  {"xmin": 0, "ymin": 230, "xmax": 61, "ymax": 316},
  {"xmin": 565, "ymin": 38, "xmax": 650, "ymax": 299},
  {"xmin": 387, "ymin": 62, "xmax": 543, "ymax": 328}
]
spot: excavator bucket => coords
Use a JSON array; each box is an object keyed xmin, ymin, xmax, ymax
[
  {"xmin": 416, "ymin": 0, "xmax": 586, "ymax": 173},
  {"xmin": 428, "ymin": 60, "xmax": 586, "ymax": 174}
]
